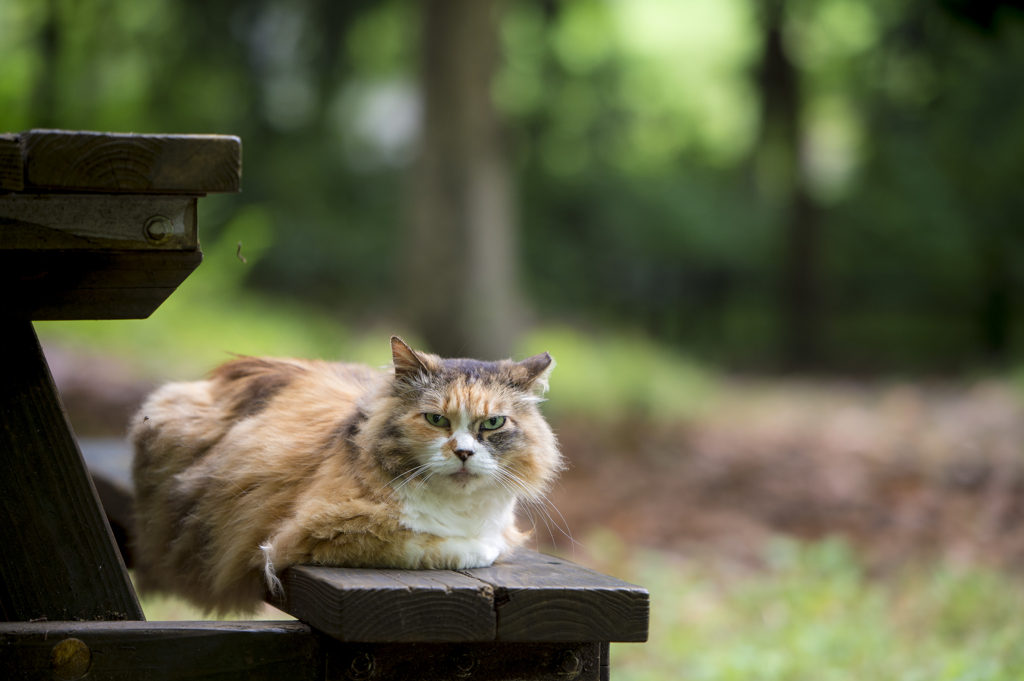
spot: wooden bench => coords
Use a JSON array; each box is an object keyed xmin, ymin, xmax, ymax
[{"xmin": 0, "ymin": 129, "xmax": 649, "ymax": 680}]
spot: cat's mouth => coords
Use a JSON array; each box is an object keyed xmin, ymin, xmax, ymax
[{"xmin": 450, "ymin": 467, "xmax": 475, "ymax": 481}]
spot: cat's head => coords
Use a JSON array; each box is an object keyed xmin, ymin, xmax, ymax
[{"xmin": 362, "ymin": 336, "xmax": 561, "ymax": 501}]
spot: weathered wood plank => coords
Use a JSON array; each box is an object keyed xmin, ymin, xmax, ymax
[
  {"xmin": 320, "ymin": 640, "xmax": 602, "ymax": 681},
  {"xmin": 0, "ymin": 249, "xmax": 202, "ymax": 320},
  {"xmin": 274, "ymin": 566, "xmax": 497, "ymax": 642},
  {"xmin": 0, "ymin": 621, "xmax": 319, "ymax": 681},
  {"xmin": 0, "ymin": 322, "xmax": 143, "ymax": 622},
  {"xmin": 0, "ymin": 195, "xmax": 197, "ymax": 250},
  {"xmin": 463, "ymin": 549, "xmax": 650, "ymax": 642},
  {"xmin": 0, "ymin": 133, "xmax": 22, "ymax": 192},
  {"xmin": 20, "ymin": 129, "xmax": 241, "ymax": 194}
]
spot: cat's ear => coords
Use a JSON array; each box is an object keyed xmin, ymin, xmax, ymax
[
  {"xmin": 516, "ymin": 352, "xmax": 555, "ymax": 396},
  {"xmin": 391, "ymin": 336, "xmax": 430, "ymax": 381}
]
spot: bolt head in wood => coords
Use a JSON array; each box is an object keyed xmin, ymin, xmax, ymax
[
  {"xmin": 346, "ymin": 652, "xmax": 374, "ymax": 680},
  {"xmin": 144, "ymin": 215, "xmax": 173, "ymax": 244},
  {"xmin": 454, "ymin": 650, "xmax": 477, "ymax": 677},
  {"xmin": 51, "ymin": 638, "xmax": 91, "ymax": 680},
  {"xmin": 556, "ymin": 649, "xmax": 582, "ymax": 678}
]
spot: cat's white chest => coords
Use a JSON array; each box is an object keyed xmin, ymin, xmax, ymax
[{"xmin": 398, "ymin": 487, "xmax": 515, "ymax": 569}]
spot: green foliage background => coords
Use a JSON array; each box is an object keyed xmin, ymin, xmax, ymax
[{"xmin": 5, "ymin": 0, "xmax": 1024, "ymax": 372}]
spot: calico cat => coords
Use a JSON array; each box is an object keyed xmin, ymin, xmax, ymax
[{"xmin": 130, "ymin": 336, "xmax": 561, "ymax": 615}]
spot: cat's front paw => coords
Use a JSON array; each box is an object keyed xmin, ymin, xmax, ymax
[{"xmin": 438, "ymin": 537, "xmax": 501, "ymax": 569}]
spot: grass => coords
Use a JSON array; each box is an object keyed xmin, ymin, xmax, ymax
[{"xmin": 581, "ymin": 532, "xmax": 1024, "ymax": 681}]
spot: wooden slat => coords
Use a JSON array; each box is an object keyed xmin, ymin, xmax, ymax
[
  {"xmin": 0, "ymin": 249, "xmax": 202, "ymax": 320},
  {"xmin": 274, "ymin": 566, "xmax": 497, "ymax": 642},
  {"xmin": 20, "ymin": 129, "xmax": 241, "ymax": 194},
  {"xmin": 0, "ymin": 321, "xmax": 143, "ymax": 622},
  {"xmin": 319, "ymin": 641, "xmax": 602, "ymax": 681},
  {"xmin": 272, "ymin": 549, "xmax": 648, "ymax": 644},
  {"xmin": 463, "ymin": 549, "xmax": 650, "ymax": 642},
  {"xmin": 0, "ymin": 133, "xmax": 22, "ymax": 192},
  {"xmin": 0, "ymin": 621, "xmax": 319, "ymax": 681},
  {"xmin": 0, "ymin": 195, "xmax": 197, "ymax": 250}
]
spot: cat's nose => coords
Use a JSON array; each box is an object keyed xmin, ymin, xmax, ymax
[{"xmin": 455, "ymin": 449, "xmax": 475, "ymax": 462}]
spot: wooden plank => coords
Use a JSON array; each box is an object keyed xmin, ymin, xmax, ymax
[
  {"xmin": 0, "ymin": 249, "xmax": 202, "ymax": 320},
  {"xmin": 0, "ymin": 621, "xmax": 319, "ymax": 681},
  {"xmin": 274, "ymin": 566, "xmax": 497, "ymax": 642},
  {"xmin": 463, "ymin": 549, "xmax": 650, "ymax": 642},
  {"xmin": 319, "ymin": 640, "xmax": 602, "ymax": 681},
  {"xmin": 0, "ymin": 133, "xmax": 22, "ymax": 192},
  {"xmin": 20, "ymin": 129, "xmax": 241, "ymax": 194},
  {"xmin": 0, "ymin": 322, "xmax": 143, "ymax": 622},
  {"xmin": 0, "ymin": 195, "xmax": 198, "ymax": 250}
]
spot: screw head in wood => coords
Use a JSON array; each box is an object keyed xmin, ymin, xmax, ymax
[
  {"xmin": 51, "ymin": 637, "xmax": 91, "ymax": 680},
  {"xmin": 453, "ymin": 650, "xmax": 477, "ymax": 677},
  {"xmin": 144, "ymin": 215, "xmax": 174, "ymax": 244},
  {"xmin": 346, "ymin": 652, "xmax": 375, "ymax": 680},
  {"xmin": 556, "ymin": 649, "xmax": 582, "ymax": 678}
]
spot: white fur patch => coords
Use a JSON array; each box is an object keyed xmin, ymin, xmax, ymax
[{"xmin": 260, "ymin": 542, "xmax": 284, "ymax": 598}]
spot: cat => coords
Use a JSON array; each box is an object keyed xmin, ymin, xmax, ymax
[{"xmin": 128, "ymin": 336, "xmax": 561, "ymax": 615}]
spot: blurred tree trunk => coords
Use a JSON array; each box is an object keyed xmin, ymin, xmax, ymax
[
  {"xmin": 404, "ymin": 0, "xmax": 522, "ymax": 360},
  {"xmin": 754, "ymin": 0, "xmax": 822, "ymax": 370},
  {"xmin": 32, "ymin": 0, "xmax": 60, "ymax": 128}
]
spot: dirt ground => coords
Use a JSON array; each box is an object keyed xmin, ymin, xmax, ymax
[
  {"xmin": 542, "ymin": 380, "xmax": 1024, "ymax": 573},
  {"xmin": 47, "ymin": 343, "xmax": 1024, "ymax": 573}
]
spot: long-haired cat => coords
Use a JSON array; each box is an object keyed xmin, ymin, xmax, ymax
[{"xmin": 129, "ymin": 336, "xmax": 560, "ymax": 615}]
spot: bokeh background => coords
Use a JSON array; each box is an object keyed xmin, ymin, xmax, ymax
[{"xmin": 5, "ymin": 0, "xmax": 1024, "ymax": 677}]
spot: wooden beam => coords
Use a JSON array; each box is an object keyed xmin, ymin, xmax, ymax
[
  {"xmin": 0, "ymin": 134, "xmax": 22, "ymax": 192},
  {"xmin": 0, "ymin": 322, "xmax": 143, "ymax": 622},
  {"xmin": 0, "ymin": 195, "xmax": 198, "ymax": 250},
  {"xmin": 319, "ymin": 640, "xmax": 603, "ymax": 681},
  {"xmin": 0, "ymin": 621, "xmax": 319, "ymax": 681},
  {"xmin": 274, "ymin": 566, "xmax": 497, "ymax": 642},
  {"xmin": 19, "ymin": 129, "xmax": 241, "ymax": 194},
  {"xmin": 272, "ymin": 549, "xmax": 648, "ymax": 644},
  {"xmin": 0, "ymin": 249, "xmax": 202, "ymax": 320},
  {"xmin": 464, "ymin": 549, "xmax": 650, "ymax": 642}
]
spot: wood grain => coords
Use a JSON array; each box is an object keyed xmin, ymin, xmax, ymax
[
  {"xmin": 272, "ymin": 549, "xmax": 648, "ymax": 644},
  {"xmin": 0, "ymin": 249, "xmax": 202, "ymax": 320},
  {"xmin": 463, "ymin": 549, "xmax": 650, "ymax": 642},
  {"xmin": 0, "ymin": 621, "xmax": 318, "ymax": 681},
  {"xmin": 0, "ymin": 195, "xmax": 197, "ymax": 250},
  {"xmin": 0, "ymin": 322, "xmax": 143, "ymax": 622},
  {"xmin": 21, "ymin": 129, "xmax": 241, "ymax": 194},
  {"xmin": 275, "ymin": 566, "xmax": 497, "ymax": 642},
  {"xmin": 0, "ymin": 133, "xmax": 22, "ymax": 191}
]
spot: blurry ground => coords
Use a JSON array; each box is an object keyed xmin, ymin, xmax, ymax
[
  {"xmin": 542, "ymin": 380, "xmax": 1024, "ymax": 574},
  {"xmin": 47, "ymin": 342, "xmax": 1024, "ymax": 574}
]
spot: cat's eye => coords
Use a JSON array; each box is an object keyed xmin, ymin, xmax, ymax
[
  {"xmin": 424, "ymin": 413, "xmax": 450, "ymax": 428},
  {"xmin": 480, "ymin": 416, "xmax": 506, "ymax": 431}
]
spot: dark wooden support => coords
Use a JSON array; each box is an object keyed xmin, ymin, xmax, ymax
[
  {"xmin": 17, "ymin": 130, "xmax": 241, "ymax": 194},
  {"xmin": 276, "ymin": 566, "xmax": 497, "ymax": 642},
  {"xmin": 0, "ymin": 621, "xmax": 319, "ymax": 681},
  {"xmin": 465, "ymin": 550, "xmax": 649, "ymax": 642},
  {"xmin": 0, "ymin": 249, "xmax": 202, "ymax": 320},
  {"xmin": 0, "ymin": 622, "xmax": 608, "ymax": 681},
  {"xmin": 0, "ymin": 195, "xmax": 198, "ymax": 250},
  {"xmin": 0, "ymin": 321, "xmax": 143, "ymax": 622},
  {"xmin": 272, "ymin": 549, "xmax": 648, "ymax": 644},
  {"xmin": 0, "ymin": 134, "xmax": 22, "ymax": 191},
  {"xmin": 320, "ymin": 640, "xmax": 604, "ymax": 681}
]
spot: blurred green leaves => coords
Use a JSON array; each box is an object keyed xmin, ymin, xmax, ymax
[{"xmin": 5, "ymin": 0, "xmax": 1024, "ymax": 371}]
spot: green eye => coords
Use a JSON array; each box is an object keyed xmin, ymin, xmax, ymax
[
  {"xmin": 424, "ymin": 413, "xmax": 450, "ymax": 428},
  {"xmin": 480, "ymin": 416, "xmax": 506, "ymax": 431}
]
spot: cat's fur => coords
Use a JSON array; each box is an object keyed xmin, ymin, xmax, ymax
[{"xmin": 130, "ymin": 336, "xmax": 561, "ymax": 614}]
